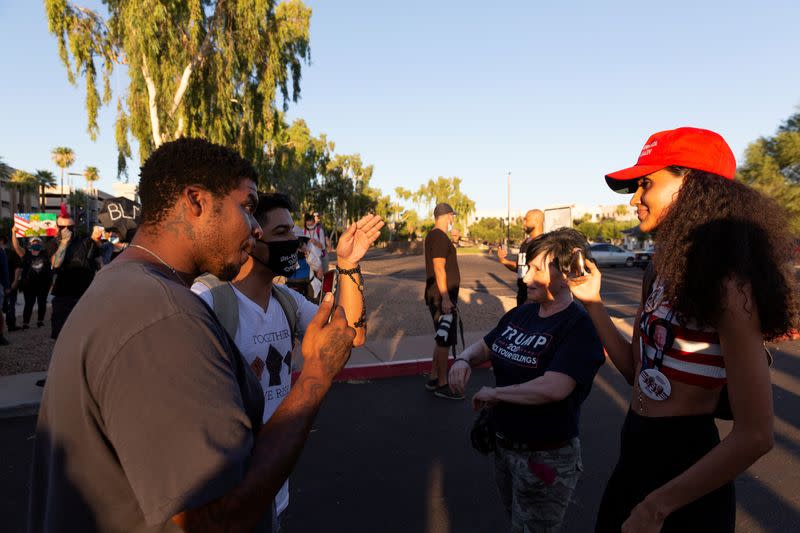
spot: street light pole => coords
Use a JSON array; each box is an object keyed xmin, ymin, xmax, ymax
[{"xmin": 506, "ymin": 171, "xmax": 511, "ymax": 245}]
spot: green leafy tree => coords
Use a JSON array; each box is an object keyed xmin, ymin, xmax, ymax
[
  {"xmin": 9, "ymin": 170, "xmax": 38, "ymax": 213},
  {"xmin": 313, "ymin": 153, "xmax": 376, "ymax": 237},
  {"xmin": 266, "ymin": 118, "xmax": 331, "ymax": 208},
  {"xmin": 45, "ymin": 0, "xmax": 312, "ymax": 177},
  {"xmin": 737, "ymin": 110, "xmax": 800, "ymax": 234},
  {"xmin": 405, "ymin": 177, "xmax": 476, "ymax": 234},
  {"xmin": 468, "ymin": 217, "xmax": 505, "ymax": 244},
  {"xmin": 34, "ymin": 170, "xmax": 57, "ymax": 210},
  {"xmin": 577, "ymin": 219, "xmax": 638, "ymax": 242},
  {"xmin": 51, "ymin": 146, "xmax": 75, "ymax": 202}
]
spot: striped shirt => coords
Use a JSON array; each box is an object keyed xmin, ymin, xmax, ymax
[{"xmin": 639, "ymin": 282, "xmax": 727, "ymax": 389}]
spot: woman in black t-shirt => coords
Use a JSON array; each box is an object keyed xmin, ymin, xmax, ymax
[
  {"xmin": 19, "ymin": 237, "xmax": 52, "ymax": 328},
  {"xmin": 449, "ymin": 228, "xmax": 605, "ymax": 532}
]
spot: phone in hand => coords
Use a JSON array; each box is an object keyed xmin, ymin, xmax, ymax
[
  {"xmin": 321, "ymin": 269, "xmax": 339, "ymax": 322},
  {"xmin": 567, "ymin": 249, "xmax": 587, "ymax": 278}
]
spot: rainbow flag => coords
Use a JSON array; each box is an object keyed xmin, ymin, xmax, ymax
[{"xmin": 14, "ymin": 213, "xmax": 58, "ymax": 238}]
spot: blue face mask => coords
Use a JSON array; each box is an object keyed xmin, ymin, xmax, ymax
[
  {"xmin": 31, "ymin": 243, "xmax": 43, "ymax": 252},
  {"xmin": 110, "ymin": 236, "xmax": 120, "ymax": 244}
]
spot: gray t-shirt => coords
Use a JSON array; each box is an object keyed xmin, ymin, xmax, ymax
[{"xmin": 28, "ymin": 260, "xmax": 266, "ymax": 532}]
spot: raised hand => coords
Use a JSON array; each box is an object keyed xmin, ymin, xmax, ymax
[
  {"xmin": 497, "ymin": 245, "xmax": 508, "ymax": 261},
  {"xmin": 336, "ymin": 214, "xmax": 385, "ymax": 267},
  {"xmin": 566, "ymin": 258, "xmax": 603, "ymax": 304}
]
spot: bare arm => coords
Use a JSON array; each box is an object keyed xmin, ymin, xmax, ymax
[
  {"xmin": 492, "ymin": 371, "xmax": 577, "ymax": 405},
  {"xmin": 448, "ymin": 341, "xmax": 491, "ymax": 395},
  {"xmin": 496, "ymin": 246, "xmax": 518, "ymax": 272},
  {"xmin": 337, "ymin": 260, "xmax": 366, "ymax": 346},
  {"xmin": 334, "ymin": 214, "xmax": 384, "ymax": 347},
  {"xmin": 10, "ymin": 231, "xmax": 25, "ymax": 258},
  {"xmin": 432, "ymin": 258, "xmax": 454, "ymax": 313},
  {"xmin": 622, "ymin": 280, "xmax": 774, "ymax": 530},
  {"xmin": 568, "ymin": 260, "xmax": 636, "ymax": 384},
  {"xmin": 51, "ymin": 231, "xmax": 72, "ymax": 269},
  {"xmin": 172, "ymin": 298, "xmax": 355, "ymax": 532}
]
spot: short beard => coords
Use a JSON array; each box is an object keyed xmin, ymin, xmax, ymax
[{"xmin": 216, "ymin": 262, "xmax": 241, "ymax": 282}]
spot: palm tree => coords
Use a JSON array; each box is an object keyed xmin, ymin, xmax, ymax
[
  {"xmin": 34, "ymin": 170, "xmax": 57, "ymax": 211},
  {"xmin": 9, "ymin": 170, "xmax": 37, "ymax": 214},
  {"xmin": 83, "ymin": 166, "xmax": 100, "ymax": 194},
  {"xmin": 0, "ymin": 156, "xmax": 11, "ymax": 181},
  {"xmin": 51, "ymin": 147, "xmax": 75, "ymax": 203}
]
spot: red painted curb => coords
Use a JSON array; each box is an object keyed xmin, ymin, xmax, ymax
[{"xmin": 291, "ymin": 358, "xmax": 491, "ymax": 383}]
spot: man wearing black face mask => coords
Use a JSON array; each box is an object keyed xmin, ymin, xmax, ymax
[
  {"xmin": 191, "ymin": 193, "xmax": 383, "ymax": 530},
  {"xmin": 497, "ymin": 209, "xmax": 544, "ymax": 306}
]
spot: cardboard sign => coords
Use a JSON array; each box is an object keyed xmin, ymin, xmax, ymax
[{"xmin": 14, "ymin": 213, "xmax": 57, "ymax": 238}]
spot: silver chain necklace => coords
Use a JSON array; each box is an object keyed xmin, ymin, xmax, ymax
[{"xmin": 129, "ymin": 244, "xmax": 186, "ymax": 286}]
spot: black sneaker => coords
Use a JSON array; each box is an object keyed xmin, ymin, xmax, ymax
[
  {"xmin": 434, "ymin": 385, "xmax": 464, "ymax": 400},
  {"xmin": 7, "ymin": 326, "xmax": 20, "ymax": 332},
  {"xmin": 425, "ymin": 379, "xmax": 439, "ymax": 392},
  {"xmin": 0, "ymin": 336, "xmax": 9, "ymax": 346},
  {"xmin": 37, "ymin": 321, "xmax": 44, "ymax": 328},
  {"xmin": 22, "ymin": 324, "xmax": 29, "ymax": 330}
]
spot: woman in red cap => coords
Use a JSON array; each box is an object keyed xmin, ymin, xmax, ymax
[{"xmin": 569, "ymin": 127, "xmax": 797, "ymax": 532}]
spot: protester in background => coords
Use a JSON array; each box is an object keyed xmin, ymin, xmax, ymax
[
  {"xmin": 99, "ymin": 228, "xmax": 128, "ymax": 266},
  {"xmin": 0, "ymin": 239, "xmax": 9, "ymax": 345},
  {"xmin": 424, "ymin": 202, "xmax": 463, "ymax": 399},
  {"xmin": 1, "ymin": 235, "xmax": 22, "ymax": 332},
  {"xmin": 303, "ymin": 212, "xmax": 329, "ymax": 273},
  {"xmin": 569, "ymin": 127, "xmax": 797, "ymax": 532},
  {"xmin": 192, "ymin": 193, "xmax": 382, "ymax": 530},
  {"xmin": 30, "ymin": 138, "xmax": 358, "ymax": 533},
  {"xmin": 10, "ymin": 233, "xmax": 53, "ymax": 329},
  {"xmin": 497, "ymin": 209, "xmax": 544, "ymax": 306},
  {"xmin": 286, "ymin": 226, "xmax": 323, "ymax": 301},
  {"xmin": 449, "ymin": 228, "xmax": 605, "ymax": 532},
  {"xmin": 49, "ymin": 206, "xmax": 102, "ymax": 340}
]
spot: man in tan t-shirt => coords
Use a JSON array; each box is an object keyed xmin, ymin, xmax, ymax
[{"xmin": 30, "ymin": 138, "xmax": 357, "ymax": 533}]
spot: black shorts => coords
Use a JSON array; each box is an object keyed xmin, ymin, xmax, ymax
[
  {"xmin": 595, "ymin": 409, "xmax": 735, "ymax": 532},
  {"xmin": 428, "ymin": 304, "xmax": 458, "ymax": 347}
]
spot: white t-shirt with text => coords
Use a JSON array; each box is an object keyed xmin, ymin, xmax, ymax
[{"xmin": 191, "ymin": 282, "xmax": 317, "ymax": 516}]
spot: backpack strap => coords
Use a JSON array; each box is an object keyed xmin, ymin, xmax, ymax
[
  {"xmin": 195, "ymin": 273, "xmax": 240, "ymax": 339},
  {"xmin": 271, "ymin": 284, "xmax": 299, "ymax": 342}
]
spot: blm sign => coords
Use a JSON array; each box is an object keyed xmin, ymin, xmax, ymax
[{"xmin": 98, "ymin": 196, "xmax": 141, "ymax": 241}]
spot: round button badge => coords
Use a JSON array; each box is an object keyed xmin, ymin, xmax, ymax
[{"xmin": 638, "ymin": 368, "xmax": 672, "ymax": 401}]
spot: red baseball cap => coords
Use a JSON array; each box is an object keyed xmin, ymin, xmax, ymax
[{"xmin": 605, "ymin": 127, "xmax": 736, "ymax": 193}]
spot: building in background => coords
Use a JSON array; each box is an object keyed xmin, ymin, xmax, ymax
[
  {"xmin": 42, "ymin": 185, "xmax": 114, "ymax": 228},
  {"xmin": 0, "ymin": 165, "xmax": 41, "ymax": 219}
]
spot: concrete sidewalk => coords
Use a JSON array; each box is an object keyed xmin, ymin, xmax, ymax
[{"xmin": 0, "ymin": 317, "xmax": 637, "ymax": 418}]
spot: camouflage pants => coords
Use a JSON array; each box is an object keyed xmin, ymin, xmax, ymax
[{"xmin": 494, "ymin": 437, "xmax": 583, "ymax": 533}]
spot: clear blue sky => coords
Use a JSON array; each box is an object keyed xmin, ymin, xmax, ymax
[{"xmin": 2, "ymin": 0, "xmax": 799, "ymax": 215}]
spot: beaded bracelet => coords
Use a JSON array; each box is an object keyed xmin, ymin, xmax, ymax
[{"xmin": 336, "ymin": 264, "xmax": 367, "ymax": 328}]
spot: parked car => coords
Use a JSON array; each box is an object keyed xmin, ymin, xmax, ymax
[
  {"xmin": 634, "ymin": 245, "xmax": 656, "ymax": 268},
  {"xmin": 589, "ymin": 243, "xmax": 636, "ymax": 267}
]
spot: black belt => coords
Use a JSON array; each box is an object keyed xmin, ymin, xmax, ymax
[{"xmin": 495, "ymin": 433, "xmax": 569, "ymax": 452}]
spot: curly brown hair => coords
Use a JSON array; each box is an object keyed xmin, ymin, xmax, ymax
[{"xmin": 653, "ymin": 166, "xmax": 798, "ymax": 339}]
